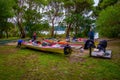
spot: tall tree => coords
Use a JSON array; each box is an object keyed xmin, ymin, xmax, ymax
[
  {"xmin": 98, "ymin": 0, "xmax": 118, "ymax": 9},
  {"xmin": 44, "ymin": 0, "xmax": 64, "ymax": 37},
  {"xmin": 0, "ymin": 0, "xmax": 14, "ymax": 38},
  {"xmin": 13, "ymin": 0, "xmax": 47, "ymax": 38},
  {"xmin": 23, "ymin": 0, "xmax": 44, "ymax": 37},
  {"xmin": 63, "ymin": 0, "xmax": 94, "ymax": 37},
  {"xmin": 13, "ymin": 0, "xmax": 26, "ymax": 38},
  {"xmin": 63, "ymin": 0, "xmax": 74, "ymax": 37},
  {"xmin": 96, "ymin": 1, "xmax": 120, "ymax": 38},
  {"xmin": 93, "ymin": 0, "xmax": 119, "ymax": 18}
]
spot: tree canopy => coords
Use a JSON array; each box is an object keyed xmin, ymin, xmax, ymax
[
  {"xmin": 96, "ymin": 0, "xmax": 120, "ymax": 38},
  {"xmin": 0, "ymin": 0, "xmax": 120, "ymax": 38},
  {"xmin": 0, "ymin": 0, "xmax": 14, "ymax": 38}
]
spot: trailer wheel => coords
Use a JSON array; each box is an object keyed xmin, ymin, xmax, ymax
[{"xmin": 64, "ymin": 45, "xmax": 72, "ymax": 55}]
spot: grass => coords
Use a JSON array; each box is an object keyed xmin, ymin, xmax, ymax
[{"xmin": 0, "ymin": 39, "xmax": 120, "ymax": 80}]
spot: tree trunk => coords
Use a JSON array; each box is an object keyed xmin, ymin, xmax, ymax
[
  {"xmin": 75, "ymin": 26, "xmax": 77, "ymax": 36},
  {"xmin": 5, "ymin": 31, "xmax": 9, "ymax": 38},
  {"xmin": 51, "ymin": 26, "xmax": 54, "ymax": 37},
  {"xmin": 66, "ymin": 23, "xmax": 71, "ymax": 37},
  {"xmin": 51, "ymin": 17, "xmax": 55, "ymax": 37},
  {"xmin": 50, "ymin": 4, "xmax": 59, "ymax": 37},
  {"xmin": 0, "ymin": 30, "xmax": 2, "ymax": 38},
  {"xmin": 18, "ymin": 21, "xmax": 25, "ymax": 38},
  {"xmin": 17, "ymin": 0, "xmax": 25, "ymax": 38},
  {"xmin": 75, "ymin": 26, "xmax": 79, "ymax": 36}
]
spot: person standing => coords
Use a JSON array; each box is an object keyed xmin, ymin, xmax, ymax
[
  {"xmin": 88, "ymin": 28, "xmax": 94, "ymax": 41},
  {"xmin": 32, "ymin": 32, "xmax": 37, "ymax": 42}
]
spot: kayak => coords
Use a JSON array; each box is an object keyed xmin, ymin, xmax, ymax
[
  {"xmin": 21, "ymin": 41, "xmax": 82, "ymax": 55},
  {"xmin": 22, "ymin": 42, "xmax": 64, "ymax": 54}
]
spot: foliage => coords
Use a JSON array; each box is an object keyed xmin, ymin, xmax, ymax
[
  {"xmin": 25, "ymin": 0, "xmax": 42, "ymax": 37},
  {"xmin": 98, "ymin": 0, "xmax": 118, "ymax": 9},
  {"xmin": 44, "ymin": 0, "xmax": 64, "ymax": 37},
  {"xmin": 2, "ymin": 0, "xmax": 120, "ymax": 38},
  {"xmin": 0, "ymin": 0, "xmax": 14, "ymax": 38},
  {"xmin": 13, "ymin": 0, "xmax": 26, "ymax": 38},
  {"xmin": 96, "ymin": 2, "xmax": 120, "ymax": 38},
  {"xmin": 63, "ymin": 0, "xmax": 94, "ymax": 37},
  {"xmin": 92, "ymin": 0, "xmax": 119, "ymax": 18},
  {"xmin": 0, "ymin": 0, "xmax": 95, "ymax": 38},
  {"xmin": 64, "ymin": 14, "xmax": 93, "ymax": 37},
  {"xmin": 0, "ymin": 0, "xmax": 14, "ymax": 19}
]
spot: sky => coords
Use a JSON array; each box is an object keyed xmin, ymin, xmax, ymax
[{"xmin": 94, "ymin": 0, "xmax": 99, "ymax": 6}]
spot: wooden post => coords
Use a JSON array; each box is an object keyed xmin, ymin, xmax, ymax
[{"xmin": 89, "ymin": 47, "xmax": 92, "ymax": 57}]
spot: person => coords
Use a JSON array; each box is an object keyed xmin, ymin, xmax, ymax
[
  {"xmin": 88, "ymin": 28, "xmax": 94, "ymax": 41},
  {"xmin": 84, "ymin": 39, "xmax": 95, "ymax": 49},
  {"xmin": 72, "ymin": 36, "xmax": 77, "ymax": 42},
  {"xmin": 16, "ymin": 39, "xmax": 24, "ymax": 47},
  {"xmin": 97, "ymin": 40, "xmax": 107, "ymax": 52},
  {"xmin": 32, "ymin": 32, "xmax": 37, "ymax": 42},
  {"xmin": 66, "ymin": 35, "xmax": 70, "ymax": 42}
]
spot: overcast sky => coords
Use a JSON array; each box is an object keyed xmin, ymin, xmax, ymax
[{"xmin": 94, "ymin": 0, "xmax": 99, "ymax": 6}]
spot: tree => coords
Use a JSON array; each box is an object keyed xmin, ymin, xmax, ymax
[
  {"xmin": 23, "ymin": 0, "xmax": 43, "ymax": 37},
  {"xmin": 0, "ymin": 0, "xmax": 14, "ymax": 38},
  {"xmin": 44, "ymin": 0, "xmax": 64, "ymax": 37},
  {"xmin": 63, "ymin": 0, "xmax": 94, "ymax": 37},
  {"xmin": 13, "ymin": 0, "xmax": 47, "ymax": 38},
  {"xmin": 96, "ymin": 1, "xmax": 120, "ymax": 38},
  {"xmin": 93, "ymin": 0, "xmax": 119, "ymax": 18},
  {"xmin": 98, "ymin": 0, "xmax": 118, "ymax": 9},
  {"xmin": 13, "ymin": 0, "xmax": 26, "ymax": 38}
]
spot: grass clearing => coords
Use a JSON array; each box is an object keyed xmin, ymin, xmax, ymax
[{"xmin": 0, "ymin": 39, "xmax": 120, "ymax": 80}]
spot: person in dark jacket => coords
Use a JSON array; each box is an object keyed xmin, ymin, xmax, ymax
[
  {"xmin": 97, "ymin": 40, "xmax": 107, "ymax": 52},
  {"xmin": 88, "ymin": 28, "xmax": 94, "ymax": 41}
]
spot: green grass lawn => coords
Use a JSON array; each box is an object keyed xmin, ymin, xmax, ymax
[{"xmin": 0, "ymin": 39, "xmax": 120, "ymax": 80}]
